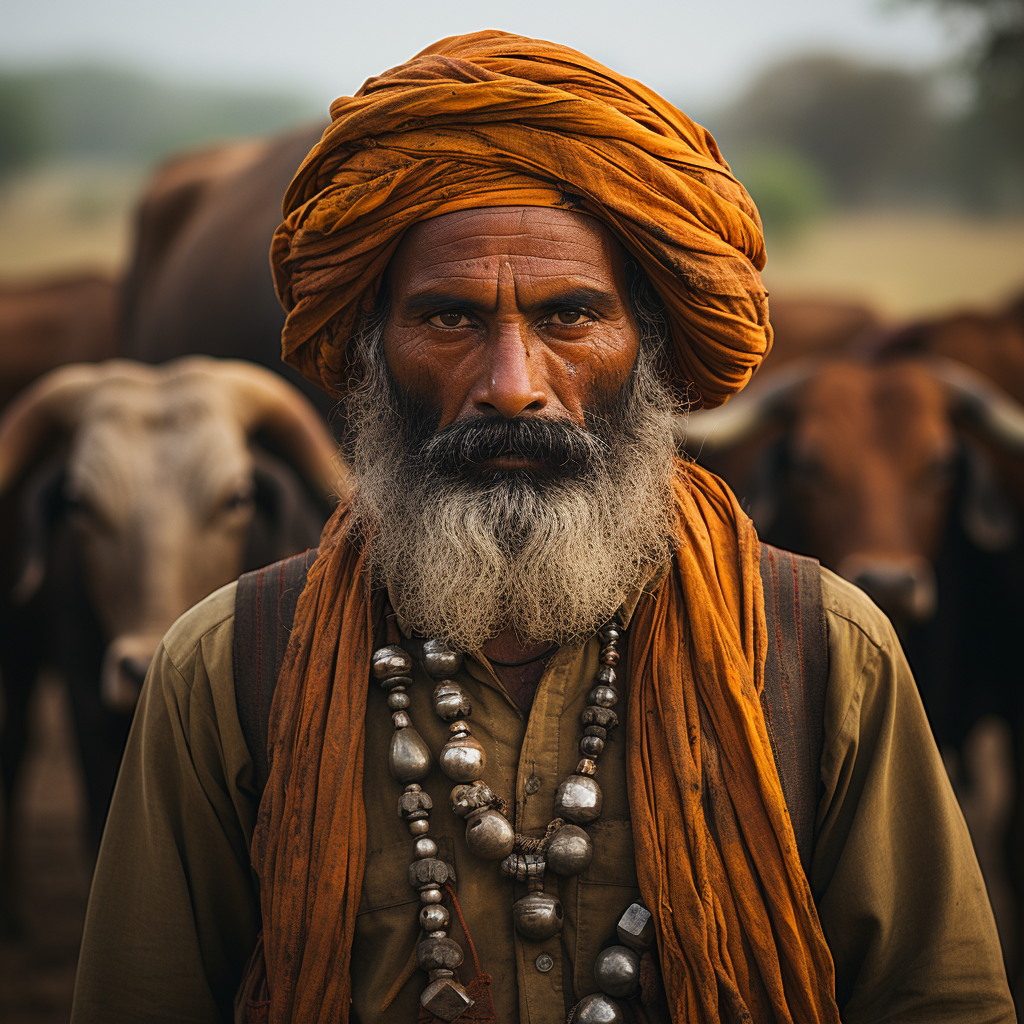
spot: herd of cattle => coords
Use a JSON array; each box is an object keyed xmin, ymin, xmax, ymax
[{"xmin": 1, "ymin": 123, "xmax": 1024, "ymax": 986}]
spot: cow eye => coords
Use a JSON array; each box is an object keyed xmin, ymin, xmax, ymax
[{"xmin": 222, "ymin": 490, "xmax": 255, "ymax": 515}]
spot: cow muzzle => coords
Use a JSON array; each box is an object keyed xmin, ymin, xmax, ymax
[
  {"xmin": 836, "ymin": 554, "xmax": 938, "ymax": 625},
  {"xmin": 100, "ymin": 635, "xmax": 161, "ymax": 713}
]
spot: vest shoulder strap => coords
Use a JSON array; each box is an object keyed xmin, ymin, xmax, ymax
[
  {"xmin": 231, "ymin": 543, "xmax": 830, "ymax": 874},
  {"xmin": 758, "ymin": 541, "xmax": 830, "ymax": 875},
  {"xmin": 232, "ymin": 548, "xmax": 318, "ymax": 797}
]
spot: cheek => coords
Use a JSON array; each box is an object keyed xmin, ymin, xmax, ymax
[{"xmin": 564, "ymin": 332, "xmax": 640, "ymax": 403}]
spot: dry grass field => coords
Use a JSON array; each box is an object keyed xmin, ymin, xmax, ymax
[
  {"xmin": 0, "ymin": 162, "xmax": 143, "ymax": 281},
  {"xmin": 764, "ymin": 210, "xmax": 1024, "ymax": 321}
]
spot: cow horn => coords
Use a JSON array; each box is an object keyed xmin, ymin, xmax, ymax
[
  {"xmin": 926, "ymin": 357, "xmax": 1024, "ymax": 454},
  {"xmin": 0, "ymin": 362, "xmax": 116, "ymax": 497},
  {"xmin": 676, "ymin": 358, "xmax": 824, "ymax": 456},
  {"xmin": 200, "ymin": 358, "xmax": 348, "ymax": 502}
]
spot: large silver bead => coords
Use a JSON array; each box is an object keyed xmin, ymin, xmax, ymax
[
  {"xmin": 555, "ymin": 774, "xmax": 603, "ymax": 825},
  {"xmin": 432, "ymin": 680, "xmax": 472, "ymax": 721},
  {"xmin": 372, "ymin": 645, "xmax": 412, "ymax": 680},
  {"xmin": 420, "ymin": 976, "xmax": 474, "ymax": 1021},
  {"xmin": 409, "ymin": 857, "xmax": 453, "ymax": 890},
  {"xmin": 567, "ymin": 993, "xmax": 624, "ymax": 1023},
  {"xmin": 422, "ymin": 639, "xmax": 464, "ymax": 679},
  {"xmin": 593, "ymin": 945, "xmax": 641, "ymax": 998},
  {"xmin": 512, "ymin": 891, "xmax": 563, "ymax": 940},
  {"xmin": 389, "ymin": 723, "xmax": 432, "ymax": 783},
  {"xmin": 419, "ymin": 903, "xmax": 450, "ymax": 932},
  {"xmin": 417, "ymin": 935, "xmax": 464, "ymax": 972},
  {"xmin": 439, "ymin": 722, "xmax": 486, "ymax": 782},
  {"xmin": 464, "ymin": 807, "xmax": 515, "ymax": 860},
  {"xmin": 545, "ymin": 824, "xmax": 593, "ymax": 876},
  {"xmin": 616, "ymin": 902, "xmax": 655, "ymax": 951}
]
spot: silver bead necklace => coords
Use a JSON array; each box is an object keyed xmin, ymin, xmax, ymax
[{"xmin": 370, "ymin": 618, "xmax": 625, "ymax": 1022}]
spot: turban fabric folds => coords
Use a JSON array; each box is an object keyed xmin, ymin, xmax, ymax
[{"xmin": 270, "ymin": 30, "xmax": 773, "ymax": 408}]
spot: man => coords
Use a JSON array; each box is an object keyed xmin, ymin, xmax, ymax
[{"xmin": 71, "ymin": 31, "xmax": 1013, "ymax": 1024}]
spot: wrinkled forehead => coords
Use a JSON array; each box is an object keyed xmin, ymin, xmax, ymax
[{"xmin": 386, "ymin": 206, "xmax": 633, "ymax": 299}]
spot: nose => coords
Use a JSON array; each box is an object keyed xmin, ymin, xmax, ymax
[
  {"xmin": 837, "ymin": 554, "xmax": 937, "ymax": 624},
  {"xmin": 472, "ymin": 326, "xmax": 548, "ymax": 419}
]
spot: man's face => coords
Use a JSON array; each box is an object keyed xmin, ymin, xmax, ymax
[
  {"xmin": 381, "ymin": 206, "xmax": 642, "ymax": 462},
  {"xmin": 350, "ymin": 205, "xmax": 676, "ymax": 649}
]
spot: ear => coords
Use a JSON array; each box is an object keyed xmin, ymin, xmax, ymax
[
  {"xmin": 243, "ymin": 445, "xmax": 329, "ymax": 571},
  {"xmin": 10, "ymin": 458, "xmax": 67, "ymax": 605},
  {"xmin": 960, "ymin": 439, "xmax": 1018, "ymax": 552},
  {"xmin": 741, "ymin": 435, "xmax": 789, "ymax": 533}
]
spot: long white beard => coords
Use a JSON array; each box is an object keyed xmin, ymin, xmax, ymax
[{"xmin": 345, "ymin": 351, "xmax": 679, "ymax": 651}]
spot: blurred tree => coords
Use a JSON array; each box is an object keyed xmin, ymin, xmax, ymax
[
  {"xmin": 904, "ymin": 0, "xmax": 1024, "ymax": 204},
  {"xmin": 0, "ymin": 67, "xmax": 319, "ymax": 168},
  {"xmin": 728, "ymin": 148, "xmax": 829, "ymax": 239},
  {"xmin": 713, "ymin": 56, "xmax": 942, "ymax": 207},
  {"xmin": 0, "ymin": 76, "xmax": 45, "ymax": 176}
]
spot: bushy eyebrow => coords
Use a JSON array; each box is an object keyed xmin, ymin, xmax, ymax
[{"xmin": 402, "ymin": 285, "xmax": 620, "ymax": 315}]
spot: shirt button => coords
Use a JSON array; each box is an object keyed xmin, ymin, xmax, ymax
[{"xmin": 535, "ymin": 953, "xmax": 554, "ymax": 973}]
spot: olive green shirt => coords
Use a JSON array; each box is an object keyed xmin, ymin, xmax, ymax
[{"xmin": 71, "ymin": 569, "xmax": 1013, "ymax": 1023}]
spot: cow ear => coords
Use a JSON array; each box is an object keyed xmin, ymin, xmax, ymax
[
  {"xmin": 960, "ymin": 440, "xmax": 1018, "ymax": 552},
  {"xmin": 244, "ymin": 445, "xmax": 328, "ymax": 570},
  {"xmin": 741, "ymin": 435, "xmax": 788, "ymax": 533},
  {"xmin": 10, "ymin": 459, "xmax": 67, "ymax": 605}
]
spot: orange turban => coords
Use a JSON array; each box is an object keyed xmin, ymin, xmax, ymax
[{"xmin": 270, "ymin": 30, "xmax": 772, "ymax": 408}]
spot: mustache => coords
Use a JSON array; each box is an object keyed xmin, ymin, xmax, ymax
[{"xmin": 415, "ymin": 416, "xmax": 610, "ymax": 477}]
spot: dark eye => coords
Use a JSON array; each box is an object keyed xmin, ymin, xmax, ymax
[
  {"xmin": 548, "ymin": 308, "xmax": 594, "ymax": 326},
  {"xmin": 223, "ymin": 491, "xmax": 255, "ymax": 515},
  {"xmin": 430, "ymin": 310, "xmax": 470, "ymax": 328}
]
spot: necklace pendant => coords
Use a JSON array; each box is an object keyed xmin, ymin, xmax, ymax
[
  {"xmin": 513, "ymin": 890, "xmax": 564, "ymax": 940},
  {"xmin": 464, "ymin": 806, "xmax": 515, "ymax": 860},
  {"xmin": 545, "ymin": 824, "xmax": 593, "ymax": 876},
  {"xmin": 439, "ymin": 720, "xmax": 486, "ymax": 782},
  {"xmin": 554, "ymin": 773, "xmax": 603, "ymax": 825},
  {"xmin": 389, "ymin": 711, "xmax": 432, "ymax": 783}
]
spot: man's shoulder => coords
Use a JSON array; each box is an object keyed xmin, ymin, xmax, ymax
[
  {"xmin": 160, "ymin": 580, "xmax": 237, "ymax": 683},
  {"xmin": 818, "ymin": 565, "xmax": 895, "ymax": 655}
]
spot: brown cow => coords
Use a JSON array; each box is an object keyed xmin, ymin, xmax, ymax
[
  {"xmin": 118, "ymin": 123, "xmax": 332, "ymax": 419},
  {"xmin": 0, "ymin": 274, "xmax": 119, "ymax": 410},
  {"xmin": 682, "ymin": 354, "xmax": 1024, "ymax": 974}
]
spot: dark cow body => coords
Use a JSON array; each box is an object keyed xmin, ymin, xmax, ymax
[
  {"xmin": 0, "ymin": 274, "xmax": 119, "ymax": 408},
  {"xmin": 119, "ymin": 123, "xmax": 334, "ymax": 420}
]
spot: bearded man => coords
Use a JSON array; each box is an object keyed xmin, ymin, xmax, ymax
[{"xmin": 71, "ymin": 31, "xmax": 1012, "ymax": 1024}]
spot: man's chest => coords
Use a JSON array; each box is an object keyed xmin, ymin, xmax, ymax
[{"xmin": 353, "ymin": 640, "xmax": 661, "ymax": 1024}]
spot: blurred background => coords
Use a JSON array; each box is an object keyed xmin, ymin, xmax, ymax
[
  {"xmin": 1, "ymin": 0, "xmax": 1023, "ymax": 1020},
  {"xmin": 3, "ymin": 0, "xmax": 1023, "ymax": 313}
]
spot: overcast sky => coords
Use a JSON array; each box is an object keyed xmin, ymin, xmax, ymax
[{"xmin": 2, "ymin": 0, "xmax": 970, "ymax": 109}]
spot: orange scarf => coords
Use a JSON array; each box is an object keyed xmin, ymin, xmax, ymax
[{"xmin": 251, "ymin": 462, "xmax": 840, "ymax": 1023}]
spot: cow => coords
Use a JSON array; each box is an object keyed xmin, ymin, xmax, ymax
[
  {"xmin": 0, "ymin": 274, "xmax": 119, "ymax": 410},
  {"xmin": 118, "ymin": 123, "xmax": 333, "ymax": 420},
  {"xmin": 0, "ymin": 357, "xmax": 345, "ymax": 932},
  {"xmin": 681, "ymin": 353, "xmax": 1024, "ymax": 976}
]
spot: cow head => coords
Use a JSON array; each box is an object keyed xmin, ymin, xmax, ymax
[
  {"xmin": 0, "ymin": 357, "xmax": 346, "ymax": 711},
  {"xmin": 682, "ymin": 356, "xmax": 1024, "ymax": 627}
]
